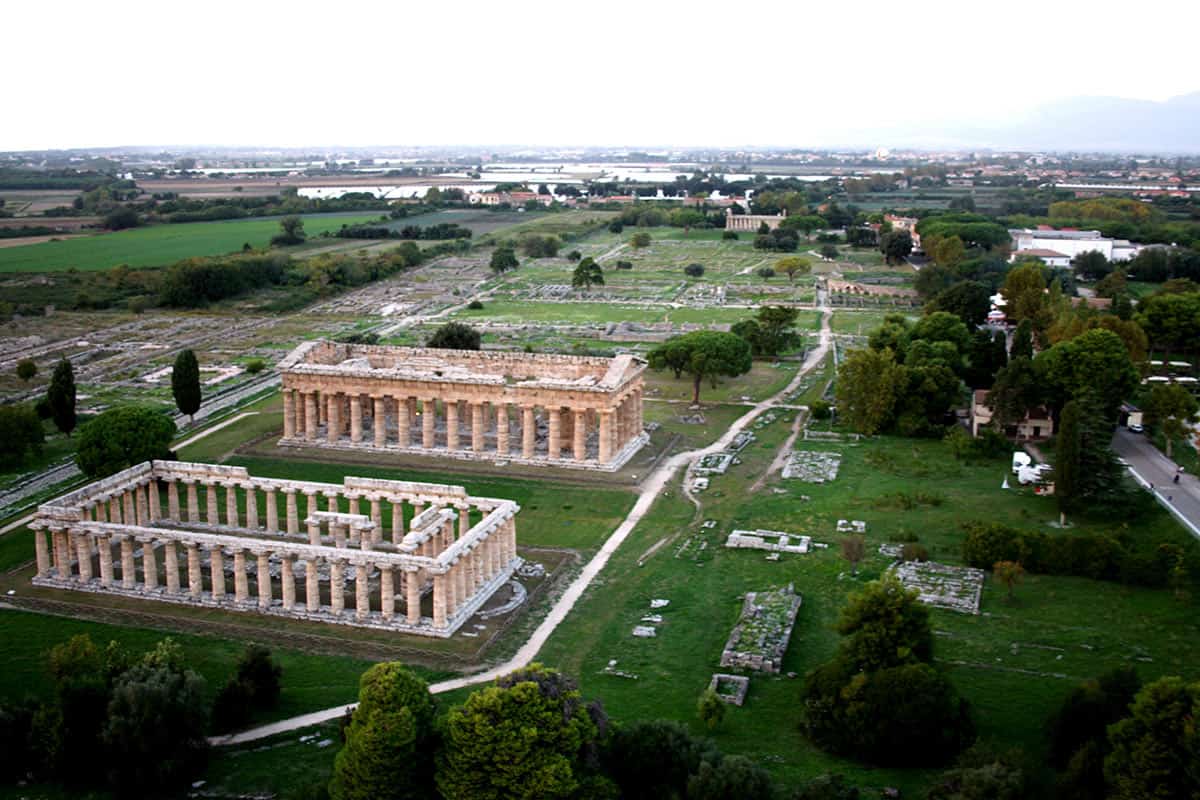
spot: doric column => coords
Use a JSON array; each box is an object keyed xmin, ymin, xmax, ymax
[
  {"xmin": 225, "ymin": 482, "xmax": 239, "ymax": 527},
  {"xmin": 432, "ymin": 573, "xmax": 447, "ymax": 629},
  {"xmin": 395, "ymin": 397, "xmax": 409, "ymax": 448},
  {"xmin": 286, "ymin": 489, "xmax": 299, "ymax": 536},
  {"xmin": 319, "ymin": 391, "xmax": 327, "ymax": 425},
  {"xmin": 283, "ymin": 389, "xmax": 296, "ymax": 439},
  {"xmin": 522, "ymin": 406, "xmax": 536, "ymax": 459},
  {"xmin": 210, "ymin": 547, "xmax": 226, "ymax": 599},
  {"xmin": 369, "ymin": 498, "xmax": 383, "ymax": 541},
  {"xmin": 168, "ymin": 480, "xmax": 180, "ymax": 521},
  {"xmin": 108, "ymin": 496, "xmax": 121, "ymax": 524},
  {"xmin": 121, "ymin": 537, "xmax": 136, "ymax": 588},
  {"xmin": 205, "ymin": 482, "xmax": 219, "ymax": 526},
  {"xmin": 304, "ymin": 392, "xmax": 318, "ymax": 440},
  {"xmin": 471, "ymin": 402, "xmax": 485, "ymax": 452},
  {"xmin": 305, "ymin": 558, "xmax": 320, "ymax": 611},
  {"xmin": 373, "ymin": 397, "xmax": 386, "ymax": 447},
  {"xmin": 355, "ymin": 564, "xmax": 369, "ymax": 620},
  {"xmin": 52, "ymin": 529, "xmax": 69, "ymax": 577},
  {"xmin": 148, "ymin": 481, "xmax": 161, "ymax": 521},
  {"xmin": 327, "ymin": 395, "xmax": 341, "ymax": 443},
  {"xmin": 547, "ymin": 408, "xmax": 561, "ymax": 458},
  {"xmin": 307, "ymin": 517, "xmax": 321, "ymax": 546},
  {"xmin": 187, "ymin": 543, "xmax": 202, "ymax": 598},
  {"xmin": 332, "ymin": 522, "xmax": 346, "ymax": 549},
  {"xmin": 136, "ymin": 484, "xmax": 148, "ymax": 525},
  {"xmin": 458, "ymin": 506, "xmax": 470, "ymax": 537},
  {"xmin": 422, "ymin": 399, "xmax": 436, "ymax": 448},
  {"xmin": 496, "ymin": 403, "xmax": 510, "ymax": 456},
  {"xmin": 573, "ymin": 409, "xmax": 587, "ymax": 460},
  {"xmin": 280, "ymin": 556, "xmax": 295, "ymax": 609},
  {"xmin": 257, "ymin": 552, "xmax": 272, "ymax": 608},
  {"xmin": 326, "ymin": 490, "xmax": 340, "ymax": 514},
  {"xmin": 34, "ymin": 529, "xmax": 50, "ymax": 577},
  {"xmin": 123, "ymin": 491, "xmax": 136, "ymax": 526},
  {"xmin": 599, "ymin": 410, "xmax": 614, "ymax": 463},
  {"xmin": 75, "ymin": 533, "xmax": 93, "ymax": 582},
  {"xmin": 98, "ymin": 535, "xmax": 113, "ymax": 586},
  {"xmin": 95, "ymin": 501, "xmax": 107, "ymax": 522},
  {"xmin": 447, "ymin": 563, "xmax": 459, "ymax": 616},
  {"xmin": 350, "ymin": 395, "xmax": 363, "ymax": 443},
  {"xmin": 330, "ymin": 560, "xmax": 345, "ymax": 613},
  {"xmin": 234, "ymin": 550, "xmax": 249, "ymax": 603},
  {"xmin": 445, "ymin": 401, "xmax": 459, "ymax": 450},
  {"xmin": 391, "ymin": 501, "xmax": 404, "ymax": 544},
  {"xmin": 164, "ymin": 541, "xmax": 179, "ymax": 594},
  {"xmin": 187, "ymin": 482, "xmax": 199, "ymax": 522},
  {"xmin": 380, "ymin": 565, "xmax": 395, "ymax": 620},
  {"xmin": 406, "ymin": 567, "xmax": 421, "ymax": 624},
  {"xmin": 266, "ymin": 487, "xmax": 279, "ymax": 533},
  {"xmin": 243, "ymin": 484, "xmax": 258, "ymax": 527},
  {"xmin": 142, "ymin": 539, "xmax": 158, "ymax": 589}
]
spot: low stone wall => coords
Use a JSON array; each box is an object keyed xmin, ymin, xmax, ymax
[{"xmin": 719, "ymin": 584, "xmax": 803, "ymax": 673}]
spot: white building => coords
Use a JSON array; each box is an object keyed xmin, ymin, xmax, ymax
[{"xmin": 1008, "ymin": 228, "xmax": 1143, "ymax": 263}]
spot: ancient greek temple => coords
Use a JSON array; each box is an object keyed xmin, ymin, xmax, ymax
[
  {"xmin": 278, "ymin": 342, "xmax": 648, "ymax": 470},
  {"xmin": 724, "ymin": 208, "xmax": 787, "ymax": 231},
  {"xmin": 29, "ymin": 460, "xmax": 519, "ymax": 638}
]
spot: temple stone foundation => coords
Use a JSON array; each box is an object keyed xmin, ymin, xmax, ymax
[
  {"xmin": 277, "ymin": 342, "xmax": 648, "ymax": 471},
  {"xmin": 29, "ymin": 460, "xmax": 520, "ymax": 638}
]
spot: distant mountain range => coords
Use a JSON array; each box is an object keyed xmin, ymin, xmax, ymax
[{"xmin": 874, "ymin": 92, "xmax": 1200, "ymax": 154}]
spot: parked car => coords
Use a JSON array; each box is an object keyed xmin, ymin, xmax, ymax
[{"xmin": 1128, "ymin": 422, "xmax": 1144, "ymax": 433}]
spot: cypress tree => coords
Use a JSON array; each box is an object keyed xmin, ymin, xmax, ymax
[
  {"xmin": 47, "ymin": 357, "xmax": 77, "ymax": 436},
  {"xmin": 1010, "ymin": 319, "xmax": 1034, "ymax": 360},
  {"xmin": 1056, "ymin": 400, "xmax": 1082, "ymax": 526},
  {"xmin": 171, "ymin": 350, "xmax": 202, "ymax": 424}
]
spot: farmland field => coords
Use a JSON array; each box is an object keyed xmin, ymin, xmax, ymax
[{"xmin": 0, "ymin": 212, "xmax": 385, "ymax": 273}]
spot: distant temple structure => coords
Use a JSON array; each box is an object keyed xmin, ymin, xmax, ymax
[
  {"xmin": 278, "ymin": 342, "xmax": 648, "ymax": 470},
  {"xmin": 724, "ymin": 207, "xmax": 787, "ymax": 231}
]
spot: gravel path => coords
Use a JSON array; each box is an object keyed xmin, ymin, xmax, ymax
[{"xmin": 212, "ymin": 305, "xmax": 834, "ymax": 747}]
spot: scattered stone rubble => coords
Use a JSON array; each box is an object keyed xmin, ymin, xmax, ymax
[
  {"xmin": 836, "ymin": 519, "xmax": 866, "ymax": 533},
  {"xmin": 709, "ymin": 673, "xmax": 750, "ymax": 706},
  {"xmin": 782, "ymin": 451, "xmax": 842, "ymax": 482},
  {"xmin": 892, "ymin": 560, "xmax": 986, "ymax": 615},
  {"xmin": 725, "ymin": 529, "xmax": 812, "ymax": 555},
  {"xmin": 719, "ymin": 584, "xmax": 803, "ymax": 674}
]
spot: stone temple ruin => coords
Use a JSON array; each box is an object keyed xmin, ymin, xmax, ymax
[
  {"xmin": 29, "ymin": 460, "xmax": 520, "ymax": 637},
  {"xmin": 724, "ymin": 529, "xmax": 811, "ymax": 555},
  {"xmin": 719, "ymin": 584, "xmax": 803, "ymax": 673},
  {"xmin": 278, "ymin": 342, "xmax": 648, "ymax": 471},
  {"xmin": 892, "ymin": 560, "xmax": 986, "ymax": 615},
  {"xmin": 782, "ymin": 450, "xmax": 841, "ymax": 482}
]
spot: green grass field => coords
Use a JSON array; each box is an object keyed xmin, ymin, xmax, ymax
[{"xmin": 0, "ymin": 212, "xmax": 384, "ymax": 273}]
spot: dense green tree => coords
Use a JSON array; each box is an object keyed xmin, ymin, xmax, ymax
[
  {"xmin": 1035, "ymin": 329, "xmax": 1139, "ymax": 419},
  {"xmin": 602, "ymin": 720, "xmax": 720, "ymax": 800},
  {"xmin": 426, "ymin": 322, "xmax": 481, "ymax": 351},
  {"xmin": 436, "ymin": 664, "xmax": 608, "ymax": 800},
  {"xmin": 893, "ymin": 363, "xmax": 962, "ymax": 435},
  {"xmin": 775, "ymin": 255, "xmax": 812, "ymax": 284},
  {"xmin": 1047, "ymin": 667, "xmax": 1142, "ymax": 769},
  {"xmin": 47, "ymin": 357, "xmax": 76, "ymax": 436},
  {"xmin": 630, "ymin": 232, "xmax": 651, "ymax": 248},
  {"xmin": 1144, "ymin": 382, "xmax": 1200, "ymax": 458},
  {"xmin": 330, "ymin": 663, "xmax": 437, "ymax": 800},
  {"xmin": 519, "ymin": 234, "xmax": 561, "ymax": 258},
  {"xmin": 0, "ymin": 404, "xmax": 44, "ymax": 469},
  {"xmin": 647, "ymin": 331, "xmax": 752, "ymax": 405},
  {"xmin": 171, "ymin": 349, "xmax": 202, "ymax": 423},
  {"xmin": 819, "ymin": 243, "xmax": 840, "ymax": 260},
  {"xmin": 102, "ymin": 662, "xmax": 209, "ymax": 797},
  {"xmin": 926, "ymin": 281, "xmax": 991, "ymax": 327},
  {"xmin": 684, "ymin": 263, "xmax": 705, "ymax": 278},
  {"xmin": 926, "ymin": 746, "xmax": 1029, "ymax": 800},
  {"xmin": 987, "ymin": 356, "xmax": 1041, "ymax": 429},
  {"xmin": 756, "ymin": 265, "xmax": 775, "ymax": 281},
  {"xmin": 571, "ymin": 257, "xmax": 605, "ymax": 291},
  {"xmin": 1011, "ymin": 319, "xmax": 1034, "ymax": 359},
  {"xmin": 880, "ymin": 230, "xmax": 914, "ymax": 264},
  {"xmin": 1095, "ymin": 268, "xmax": 1128, "ymax": 299},
  {"xmin": 489, "ymin": 244, "xmax": 519, "ymax": 273},
  {"xmin": 696, "ymin": 689, "xmax": 725, "ymax": 730},
  {"xmin": 867, "ymin": 314, "xmax": 913, "ymax": 357},
  {"xmin": 16, "ymin": 358, "xmax": 36, "ymax": 382},
  {"xmin": 1104, "ymin": 676, "xmax": 1200, "ymax": 800},
  {"xmin": 686, "ymin": 755, "xmax": 775, "ymax": 800},
  {"xmin": 911, "ymin": 311, "xmax": 971, "ymax": 354},
  {"xmin": 836, "ymin": 574, "xmax": 933, "ymax": 672},
  {"xmin": 233, "ymin": 645, "xmax": 282, "ymax": 710},
  {"xmin": 1073, "ymin": 250, "xmax": 1112, "ymax": 280},
  {"xmin": 75, "ymin": 406, "xmax": 176, "ymax": 479},
  {"xmin": 780, "ymin": 214, "xmax": 826, "ymax": 236},
  {"xmin": 733, "ymin": 306, "xmax": 799, "ymax": 357},
  {"xmin": 270, "ymin": 215, "xmax": 306, "ymax": 246},
  {"xmin": 1003, "ymin": 262, "xmax": 1052, "ymax": 333},
  {"xmin": 966, "ymin": 329, "xmax": 1008, "ymax": 389},
  {"xmin": 915, "ymin": 263, "xmax": 958, "ymax": 298},
  {"xmin": 836, "ymin": 347, "xmax": 905, "ymax": 435},
  {"xmin": 1055, "ymin": 400, "xmax": 1083, "ymax": 526},
  {"xmin": 1134, "ymin": 291, "xmax": 1200, "ymax": 352}
]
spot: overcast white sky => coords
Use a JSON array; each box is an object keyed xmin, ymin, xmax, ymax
[{"xmin": 6, "ymin": 0, "xmax": 1198, "ymax": 151}]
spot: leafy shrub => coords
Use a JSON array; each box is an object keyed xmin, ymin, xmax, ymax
[
  {"xmin": 467, "ymin": 299, "xmax": 484, "ymax": 310},
  {"xmin": 615, "ymin": 260, "xmax": 633, "ymax": 270},
  {"xmin": 244, "ymin": 358, "xmax": 266, "ymax": 375},
  {"xmin": 722, "ymin": 230, "xmax": 738, "ymax": 240},
  {"xmin": 901, "ymin": 543, "xmax": 929, "ymax": 562},
  {"xmin": 811, "ymin": 400, "xmax": 832, "ymax": 420}
]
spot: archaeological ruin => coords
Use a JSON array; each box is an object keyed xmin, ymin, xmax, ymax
[
  {"xmin": 278, "ymin": 342, "xmax": 648, "ymax": 470},
  {"xmin": 29, "ymin": 460, "xmax": 520, "ymax": 637}
]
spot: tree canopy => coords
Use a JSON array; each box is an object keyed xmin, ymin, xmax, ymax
[
  {"xmin": 75, "ymin": 406, "xmax": 177, "ymax": 479},
  {"xmin": 47, "ymin": 357, "xmax": 77, "ymax": 437},
  {"xmin": 571, "ymin": 257, "xmax": 605, "ymax": 291},
  {"xmin": 171, "ymin": 349, "xmax": 202, "ymax": 423},
  {"xmin": 426, "ymin": 322, "xmax": 481, "ymax": 351},
  {"xmin": 647, "ymin": 331, "xmax": 752, "ymax": 405}
]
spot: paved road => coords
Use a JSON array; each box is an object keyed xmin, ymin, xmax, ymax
[
  {"xmin": 1112, "ymin": 429, "xmax": 1200, "ymax": 538},
  {"xmin": 212, "ymin": 302, "xmax": 835, "ymax": 746}
]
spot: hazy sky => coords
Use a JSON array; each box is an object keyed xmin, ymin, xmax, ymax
[{"xmin": 7, "ymin": 0, "xmax": 1198, "ymax": 151}]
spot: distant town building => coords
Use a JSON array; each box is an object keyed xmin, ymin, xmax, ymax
[
  {"xmin": 971, "ymin": 390, "xmax": 1053, "ymax": 440},
  {"xmin": 884, "ymin": 213, "xmax": 921, "ymax": 249},
  {"xmin": 1008, "ymin": 228, "xmax": 1143, "ymax": 262}
]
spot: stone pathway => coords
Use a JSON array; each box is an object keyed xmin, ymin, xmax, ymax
[{"xmin": 212, "ymin": 305, "xmax": 834, "ymax": 747}]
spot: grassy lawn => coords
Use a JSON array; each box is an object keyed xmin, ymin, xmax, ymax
[
  {"xmin": 455, "ymin": 299, "xmax": 759, "ymax": 326},
  {"xmin": 644, "ymin": 360, "xmax": 802, "ymax": 404},
  {"xmin": 0, "ymin": 212, "xmax": 384, "ymax": 273},
  {"xmin": 536, "ymin": 425, "xmax": 1200, "ymax": 794},
  {"xmin": 830, "ymin": 309, "xmax": 918, "ymax": 335}
]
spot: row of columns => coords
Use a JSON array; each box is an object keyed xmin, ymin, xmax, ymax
[{"xmin": 282, "ymin": 387, "xmax": 644, "ymax": 464}]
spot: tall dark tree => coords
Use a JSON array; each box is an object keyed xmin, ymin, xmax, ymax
[
  {"xmin": 426, "ymin": 322, "xmax": 481, "ymax": 351},
  {"xmin": 1104, "ymin": 676, "xmax": 1200, "ymax": 800},
  {"xmin": 47, "ymin": 357, "xmax": 77, "ymax": 436},
  {"xmin": 270, "ymin": 215, "xmax": 306, "ymax": 246},
  {"xmin": 571, "ymin": 257, "xmax": 605, "ymax": 292},
  {"xmin": 16, "ymin": 358, "xmax": 37, "ymax": 382},
  {"xmin": 1010, "ymin": 319, "xmax": 1034, "ymax": 360},
  {"xmin": 489, "ymin": 244, "xmax": 519, "ymax": 273},
  {"xmin": 927, "ymin": 281, "xmax": 991, "ymax": 327},
  {"xmin": 1055, "ymin": 400, "xmax": 1082, "ymax": 526},
  {"xmin": 647, "ymin": 331, "xmax": 752, "ymax": 405},
  {"xmin": 171, "ymin": 350, "xmax": 202, "ymax": 424}
]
